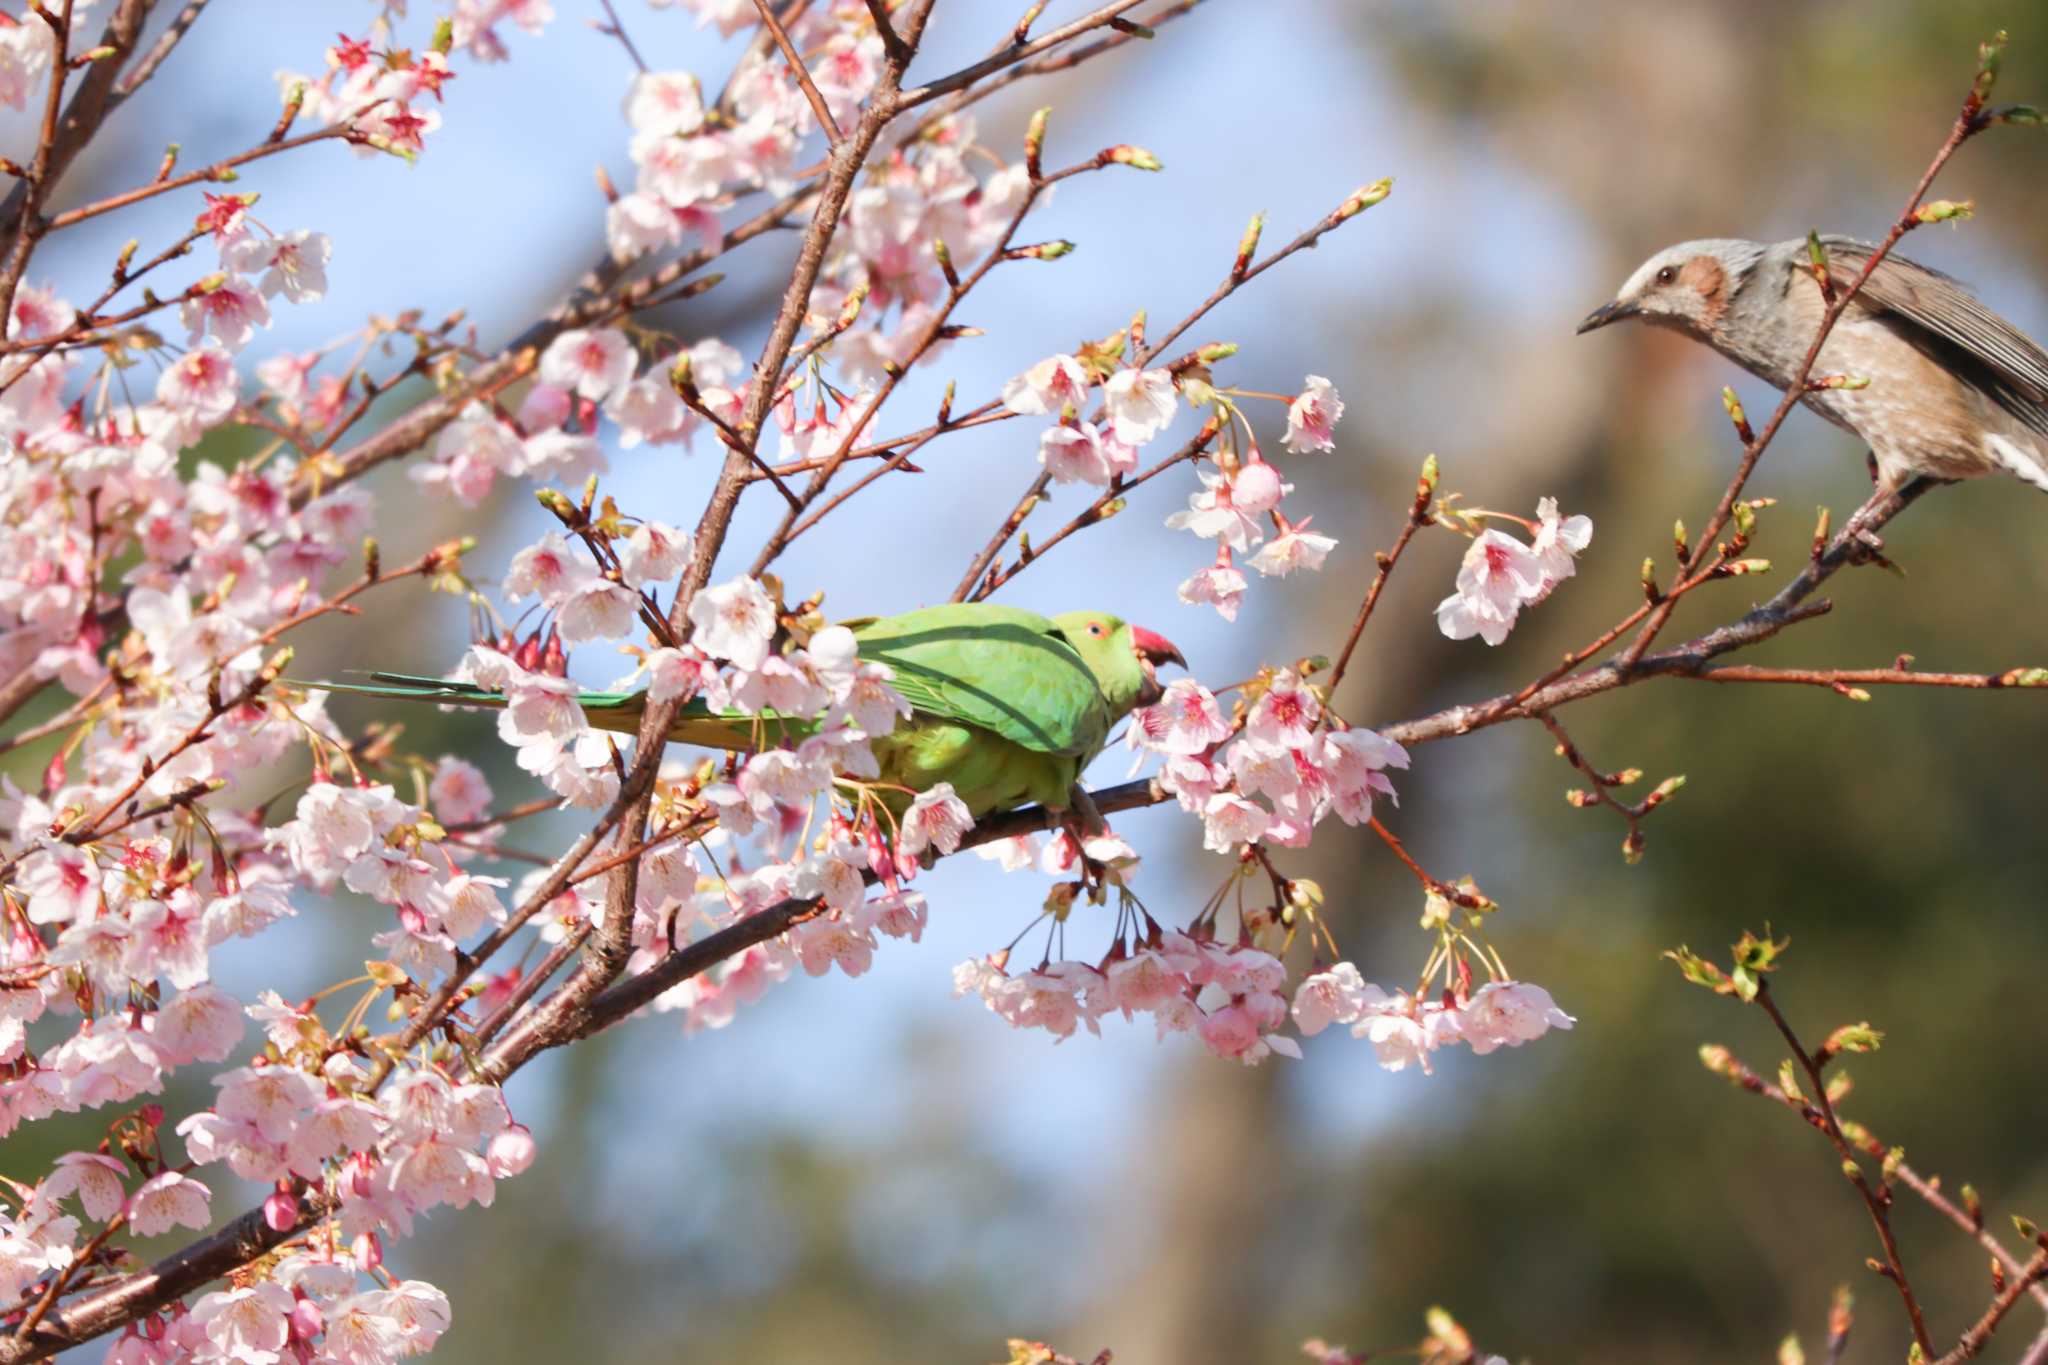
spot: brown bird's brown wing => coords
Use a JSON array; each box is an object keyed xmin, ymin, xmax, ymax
[{"xmin": 1820, "ymin": 235, "xmax": 2048, "ymax": 406}]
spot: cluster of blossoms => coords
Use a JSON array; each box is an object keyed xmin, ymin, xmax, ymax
[
  {"xmin": 955, "ymin": 931, "xmax": 1303, "ymax": 1066},
  {"xmin": 1435, "ymin": 498, "xmax": 1593, "ymax": 646},
  {"xmin": 1003, "ymin": 356, "xmax": 1345, "ymax": 623},
  {"xmin": 1125, "ymin": 668, "xmax": 1407, "ymax": 853},
  {"xmin": 1291, "ymin": 963, "xmax": 1574, "ymax": 1074}
]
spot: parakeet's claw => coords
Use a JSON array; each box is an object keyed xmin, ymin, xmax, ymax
[{"xmin": 1066, "ymin": 783, "xmax": 1108, "ymax": 838}]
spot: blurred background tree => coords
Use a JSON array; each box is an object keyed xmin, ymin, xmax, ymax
[{"xmin": 11, "ymin": 3, "xmax": 2048, "ymax": 1361}]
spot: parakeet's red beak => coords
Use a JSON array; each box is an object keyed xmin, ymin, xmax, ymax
[
  {"xmin": 1129, "ymin": 626, "xmax": 1186, "ymax": 671},
  {"xmin": 1129, "ymin": 625, "xmax": 1185, "ymax": 708}
]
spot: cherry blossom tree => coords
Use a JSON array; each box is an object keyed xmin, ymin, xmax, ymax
[{"xmin": 0, "ymin": 5, "xmax": 2041, "ymax": 1362}]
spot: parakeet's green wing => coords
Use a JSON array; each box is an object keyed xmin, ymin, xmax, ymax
[{"xmin": 851, "ymin": 604, "xmax": 1111, "ymax": 758}]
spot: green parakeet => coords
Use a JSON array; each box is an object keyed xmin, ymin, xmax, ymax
[{"xmin": 318, "ymin": 603, "xmax": 1185, "ymax": 819}]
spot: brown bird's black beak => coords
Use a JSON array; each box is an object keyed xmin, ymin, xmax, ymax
[
  {"xmin": 1129, "ymin": 625, "xmax": 1185, "ymax": 708},
  {"xmin": 1576, "ymin": 299, "xmax": 1637, "ymax": 335}
]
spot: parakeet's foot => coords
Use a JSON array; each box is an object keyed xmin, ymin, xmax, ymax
[
  {"xmin": 1057, "ymin": 785, "xmax": 1112, "ymax": 895},
  {"xmin": 1066, "ymin": 784, "xmax": 1108, "ymax": 838}
]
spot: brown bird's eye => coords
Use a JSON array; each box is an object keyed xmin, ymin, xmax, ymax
[{"xmin": 1655, "ymin": 265, "xmax": 1677, "ymax": 286}]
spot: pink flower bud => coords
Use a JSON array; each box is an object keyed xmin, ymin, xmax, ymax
[
  {"xmin": 288, "ymin": 1294, "xmax": 323, "ymax": 1342},
  {"xmin": 263, "ymin": 1188, "xmax": 298, "ymax": 1232},
  {"xmin": 487, "ymin": 1124, "xmax": 537, "ymax": 1178},
  {"xmin": 1229, "ymin": 455, "xmax": 1284, "ymax": 515},
  {"xmin": 353, "ymin": 1231, "xmax": 382, "ymax": 1270}
]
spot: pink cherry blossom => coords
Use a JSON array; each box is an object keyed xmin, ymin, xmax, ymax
[
  {"xmin": 428, "ymin": 757, "xmax": 494, "ymax": 825},
  {"xmin": 537, "ymin": 327, "xmax": 637, "ymax": 402},
  {"xmin": 1129, "ymin": 679, "xmax": 1232, "ymax": 755},
  {"xmin": 1530, "ymin": 496, "xmax": 1594, "ymax": 597},
  {"xmin": 618, "ymin": 521, "xmax": 693, "ymax": 587},
  {"xmin": 125, "ymin": 1171, "xmax": 213, "ymax": 1236},
  {"xmin": 1103, "ymin": 365, "xmax": 1176, "ymax": 445},
  {"xmin": 1436, "ymin": 528, "xmax": 1547, "ymax": 646},
  {"xmin": 898, "ymin": 783, "xmax": 973, "ymax": 857},
  {"xmin": 1000, "ymin": 353, "xmax": 1089, "ymax": 416},
  {"xmin": 1282, "ymin": 374, "xmax": 1343, "ymax": 453},
  {"xmin": 1037, "ymin": 421, "xmax": 1136, "ymax": 486},
  {"xmin": 687, "ymin": 574, "xmax": 777, "ymax": 669},
  {"xmin": 1178, "ymin": 546, "xmax": 1247, "ymax": 621},
  {"xmin": 1462, "ymin": 980, "xmax": 1576, "ymax": 1054},
  {"xmin": 1249, "ymin": 517, "xmax": 1337, "ymax": 576}
]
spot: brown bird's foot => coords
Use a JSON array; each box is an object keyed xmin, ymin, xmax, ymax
[{"xmin": 1866, "ymin": 449, "xmax": 1881, "ymax": 486}]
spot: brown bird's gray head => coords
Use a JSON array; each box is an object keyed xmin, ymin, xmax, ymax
[{"xmin": 1577, "ymin": 238, "xmax": 1770, "ymax": 344}]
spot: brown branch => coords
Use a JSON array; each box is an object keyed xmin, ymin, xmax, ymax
[
  {"xmin": 752, "ymin": 0, "xmax": 843, "ymax": 145},
  {"xmin": 1753, "ymin": 980, "xmax": 1935, "ymax": 1357},
  {"xmin": 44, "ymin": 120, "xmax": 361, "ymax": 233},
  {"xmin": 0, "ymin": 0, "xmax": 150, "ymax": 237},
  {"xmin": 1375, "ymin": 478, "xmax": 1939, "ymax": 750},
  {"xmin": 969, "ymin": 417, "xmax": 1218, "ymax": 597},
  {"xmin": 1938, "ymin": 1246, "xmax": 2048, "ymax": 1364},
  {"xmin": 0, "ymin": 0, "xmax": 81, "ymax": 333},
  {"xmin": 950, "ymin": 177, "xmax": 1389, "ymax": 601},
  {"xmin": 565, "ymin": 775, "xmax": 1166, "ymax": 1041},
  {"xmin": 1687, "ymin": 664, "xmax": 2048, "ymax": 692},
  {"xmin": 114, "ymin": 0, "xmax": 208, "ymax": 95},
  {"xmin": 1709, "ymin": 1045, "xmax": 2048, "ymax": 1323},
  {"xmin": 1326, "ymin": 458, "xmax": 1435, "ymax": 698},
  {"xmin": 894, "ymin": 0, "xmax": 1156, "ymax": 109}
]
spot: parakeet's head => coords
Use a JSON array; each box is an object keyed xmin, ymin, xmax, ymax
[{"xmin": 1052, "ymin": 611, "xmax": 1186, "ymax": 715}]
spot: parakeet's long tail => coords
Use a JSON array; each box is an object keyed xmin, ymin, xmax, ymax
[{"xmin": 310, "ymin": 674, "xmax": 809, "ymax": 751}]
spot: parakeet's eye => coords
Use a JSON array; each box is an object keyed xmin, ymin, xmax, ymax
[
  {"xmin": 1655, "ymin": 265, "xmax": 1677, "ymax": 286},
  {"xmin": 1085, "ymin": 621, "xmax": 1107, "ymax": 638}
]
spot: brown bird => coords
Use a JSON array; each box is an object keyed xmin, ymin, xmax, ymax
[{"xmin": 1577, "ymin": 236, "xmax": 2048, "ymax": 495}]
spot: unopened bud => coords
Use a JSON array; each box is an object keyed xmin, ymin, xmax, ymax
[
  {"xmin": 1008, "ymin": 239, "xmax": 1074, "ymax": 261},
  {"xmin": 1914, "ymin": 198, "xmax": 1974, "ymax": 224},
  {"xmin": 535, "ymin": 487, "xmax": 579, "ymax": 525},
  {"xmin": 836, "ymin": 280, "xmax": 869, "ymax": 328},
  {"xmin": 1974, "ymin": 30, "xmax": 2007, "ymax": 108},
  {"xmin": 1336, "ymin": 177, "xmax": 1393, "ymax": 220},
  {"xmin": 1104, "ymin": 144, "xmax": 1162, "ymax": 171},
  {"xmin": 1024, "ymin": 106, "xmax": 1050, "ymax": 180},
  {"xmin": 1233, "ymin": 211, "xmax": 1265, "ymax": 281},
  {"xmin": 1722, "ymin": 386, "xmax": 1754, "ymax": 443},
  {"xmin": 1195, "ymin": 341, "xmax": 1239, "ymax": 365}
]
